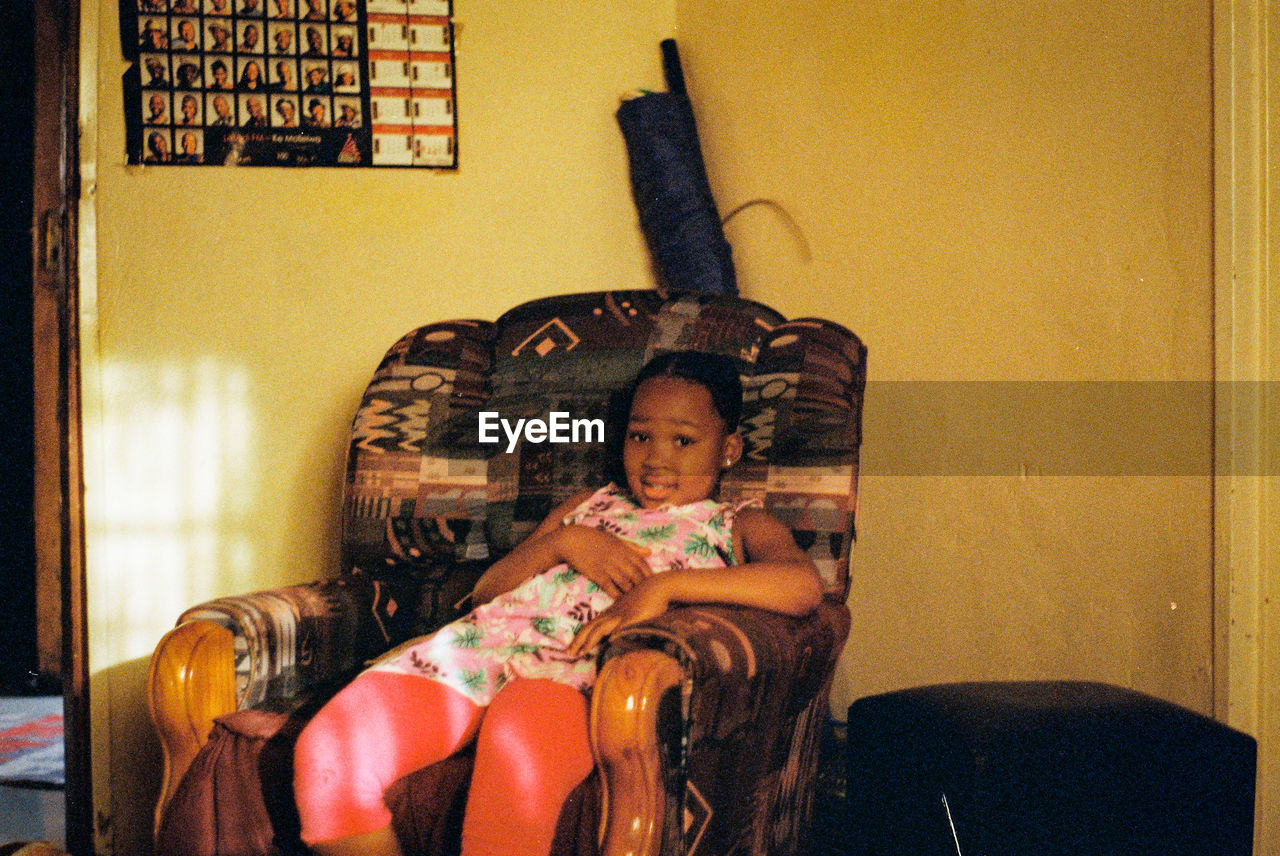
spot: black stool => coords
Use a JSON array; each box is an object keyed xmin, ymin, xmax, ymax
[{"xmin": 846, "ymin": 681, "xmax": 1256, "ymax": 856}]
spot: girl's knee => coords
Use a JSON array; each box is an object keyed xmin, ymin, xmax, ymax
[
  {"xmin": 294, "ymin": 677, "xmax": 398, "ymax": 841},
  {"xmin": 462, "ymin": 680, "xmax": 594, "ymax": 856},
  {"xmin": 476, "ymin": 679, "xmax": 593, "ymax": 787},
  {"xmin": 296, "ymin": 672, "xmax": 390, "ymax": 766},
  {"xmin": 294, "ymin": 672, "xmax": 484, "ymax": 843}
]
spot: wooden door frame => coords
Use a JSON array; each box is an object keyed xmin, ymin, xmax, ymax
[
  {"xmin": 31, "ymin": 0, "xmax": 91, "ymax": 852},
  {"xmin": 1213, "ymin": 1, "xmax": 1277, "ymax": 851}
]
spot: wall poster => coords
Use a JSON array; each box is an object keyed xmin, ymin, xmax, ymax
[{"xmin": 120, "ymin": 0, "xmax": 457, "ymax": 167}]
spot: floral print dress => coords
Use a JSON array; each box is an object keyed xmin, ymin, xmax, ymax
[{"xmin": 367, "ymin": 483, "xmax": 754, "ymax": 705}]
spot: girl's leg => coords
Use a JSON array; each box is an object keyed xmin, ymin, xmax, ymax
[
  {"xmin": 294, "ymin": 670, "xmax": 485, "ymax": 854},
  {"xmin": 460, "ymin": 678, "xmax": 595, "ymax": 856}
]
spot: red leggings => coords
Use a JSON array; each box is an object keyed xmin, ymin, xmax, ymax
[{"xmin": 293, "ymin": 672, "xmax": 594, "ymax": 856}]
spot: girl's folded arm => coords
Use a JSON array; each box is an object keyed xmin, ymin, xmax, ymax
[
  {"xmin": 567, "ymin": 509, "xmax": 823, "ymax": 656},
  {"xmin": 659, "ymin": 563, "xmax": 822, "ymax": 618},
  {"xmin": 686, "ymin": 504, "xmax": 824, "ymax": 616},
  {"xmin": 662, "ymin": 508, "xmax": 823, "ymax": 617},
  {"xmin": 470, "ymin": 490, "xmax": 655, "ymax": 604},
  {"xmin": 627, "ymin": 511, "xmax": 819, "ymax": 616},
  {"xmin": 470, "ymin": 490, "xmax": 596, "ymax": 604}
]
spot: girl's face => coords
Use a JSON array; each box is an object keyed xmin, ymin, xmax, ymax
[{"xmin": 623, "ymin": 376, "xmax": 741, "ymax": 509}]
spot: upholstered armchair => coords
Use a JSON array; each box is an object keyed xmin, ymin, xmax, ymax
[{"xmin": 147, "ymin": 289, "xmax": 867, "ymax": 856}]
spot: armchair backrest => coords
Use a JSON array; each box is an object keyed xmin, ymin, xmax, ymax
[{"xmin": 342, "ymin": 289, "xmax": 866, "ymax": 615}]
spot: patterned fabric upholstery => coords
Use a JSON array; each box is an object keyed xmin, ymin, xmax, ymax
[
  {"xmin": 175, "ymin": 576, "xmax": 423, "ymax": 709},
  {"xmin": 160, "ymin": 289, "xmax": 866, "ymax": 856},
  {"xmin": 604, "ymin": 602, "xmax": 852, "ymax": 856},
  {"xmin": 344, "ymin": 290, "xmax": 865, "ymax": 600}
]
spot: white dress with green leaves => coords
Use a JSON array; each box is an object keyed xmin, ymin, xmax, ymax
[{"xmin": 367, "ymin": 482, "xmax": 751, "ymax": 705}]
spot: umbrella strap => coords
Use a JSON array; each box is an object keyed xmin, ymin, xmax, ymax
[{"xmin": 661, "ymin": 39, "xmax": 686, "ymax": 96}]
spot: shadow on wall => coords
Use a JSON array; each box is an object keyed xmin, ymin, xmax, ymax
[
  {"xmin": 92, "ymin": 657, "xmax": 163, "ymax": 856},
  {"xmin": 86, "ymin": 357, "xmax": 357, "ymax": 855},
  {"xmin": 88, "ymin": 361, "xmax": 257, "ymax": 855}
]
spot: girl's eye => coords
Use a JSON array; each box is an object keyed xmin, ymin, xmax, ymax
[
  {"xmin": 674, "ymin": 435, "xmax": 694, "ymax": 447},
  {"xmin": 627, "ymin": 430, "xmax": 649, "ymax": 443}
]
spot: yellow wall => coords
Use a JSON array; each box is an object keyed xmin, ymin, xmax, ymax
[
  {"xmin": 672, "ymin": 0, "xmax": 1215, "ymax": 709},
  {"xmin": 81, "ymin": 0, "xmax": 675, "ymax": 851},
  {"xmin": 82, "ymin": 0, "xmax": 1220, "ymax": 852}
]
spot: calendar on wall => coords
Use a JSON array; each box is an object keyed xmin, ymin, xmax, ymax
[{"xmin": 120, "ymin": 0, "xmax": 457, "ymax": 167}]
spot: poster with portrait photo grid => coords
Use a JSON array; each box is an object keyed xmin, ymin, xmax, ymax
[{"xmin": 121, "ymin": 0, "xmax": 457, "ymax": 167}]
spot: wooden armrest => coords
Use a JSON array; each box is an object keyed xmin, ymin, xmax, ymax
[
  {"xmin": 590, "ymin": 648, "xmax": 684, "ymax": 856},
  {"xmin": 589, "ymin": 602, "xmax": 851, "ymax": 856},
  {"xmin": 146, "ymin": 619, "xmax": 238, "ymax": 837}
]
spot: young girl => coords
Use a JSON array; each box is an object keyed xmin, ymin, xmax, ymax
[{"xmin": 293, "ymin": 351, "xmax": 823, "ymax": 856}]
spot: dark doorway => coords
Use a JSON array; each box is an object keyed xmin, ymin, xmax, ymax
[
  {"xmin": 1, "ymin": 1, "xmax": 90, "ymax": 853},
  {"xmin": 0, "ymin": 0, "xmax": 42, "ymax": 697},
  {"xmin": 0, "ymin": 2, "xmax": 67, "ymax": 848}
]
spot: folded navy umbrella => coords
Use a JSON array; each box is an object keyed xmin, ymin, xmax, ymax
[{"xmin": 617, "ymin": 39, "xmax": 737, "ymax": 296}]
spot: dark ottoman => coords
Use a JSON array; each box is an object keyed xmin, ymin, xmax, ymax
[{"xmin": 846, "ymin": 681, "xmax": 1256, "ymax": 856}]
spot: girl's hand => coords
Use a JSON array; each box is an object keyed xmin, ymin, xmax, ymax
[
  {"xmin": 566, "ymin": 575, "xmax": 671, "ymax": 657},
  {"xmin": 555, "ymin": 525, "xmax": 652, "ymax": 599}
]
